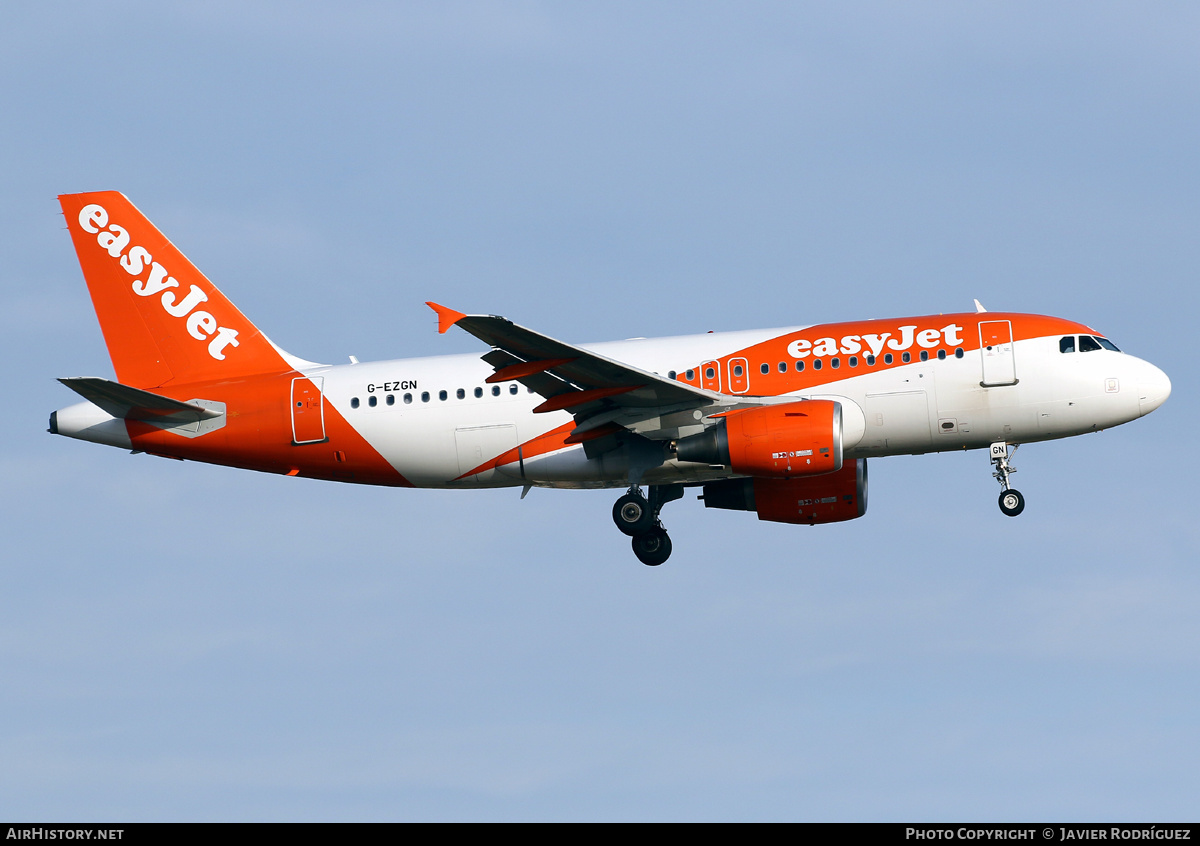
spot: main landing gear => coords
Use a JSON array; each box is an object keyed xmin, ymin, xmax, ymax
[
  {"xmin": 612, "ymin": 484, "xmax": 683, "ymax": 566},
  {"xmin": 990, "ymin": 441, "xmax": 1025, "ymax": 517}
]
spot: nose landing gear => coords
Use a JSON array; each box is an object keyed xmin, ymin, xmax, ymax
[
  {"xmin": 612, "ymin": 484, "xmax": 683, "ymax": 565},
  {"xmin": 990, "ymin": 441, "xmax": 1025, "ymax": 517}
]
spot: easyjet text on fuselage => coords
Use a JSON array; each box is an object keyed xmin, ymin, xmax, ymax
[{"xmin": 786, "ymin": 323, "xmax": 964, "ymax": 359}]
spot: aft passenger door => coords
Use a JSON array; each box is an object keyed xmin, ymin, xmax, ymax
[
  {"xmin": 979, "ymin": 320, "xmax": 1017, "ymax": 386},
  {"xmin": 291, "ymin": 376, "xmax": 327, "ymax": 444}
]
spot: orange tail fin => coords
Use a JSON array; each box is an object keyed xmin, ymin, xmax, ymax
[{"xmin": 59, "ymin": 191, "xmax": 294, "ymax": 388}]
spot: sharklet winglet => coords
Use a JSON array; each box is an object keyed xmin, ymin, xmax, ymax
[{"xmin": 426, "ymin": 302, "xmax": 467, "ymax": 334}]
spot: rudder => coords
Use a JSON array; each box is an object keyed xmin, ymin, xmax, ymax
[{"xmin": 59, "ymin": 191, "xmax": 292, "ymax": 388}]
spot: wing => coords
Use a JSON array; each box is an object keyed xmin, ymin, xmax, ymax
[{"xmin": 426, "ymin": 302, "xmax": 771, "ymax": 441}]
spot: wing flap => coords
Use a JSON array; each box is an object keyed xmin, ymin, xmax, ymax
[
  {"xmin": 485, "ymin": 357, "xmax": 576, "ymax": 383},
  {"xmin": 532, "ymin": 385, "xmax": 641, "ymax": 413},
  {"xmin": 479, "ymin": 349, "xmax": 575, "ymax": 400}
]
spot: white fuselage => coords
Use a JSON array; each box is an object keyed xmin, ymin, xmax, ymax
[{"xmin": 298, "ymin": 326, "xmax": 1166, "ymax": 490}]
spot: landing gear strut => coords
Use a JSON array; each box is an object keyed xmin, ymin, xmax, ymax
[
  {"xmin": 990, "ymin": 441, "xmax": 1025, "ymax": 517},
  {"xmin": 612, "ymin": 484, "xmax": 683, "ymax": 565}
]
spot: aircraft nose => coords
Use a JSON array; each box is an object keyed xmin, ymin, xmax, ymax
[{"xmin": 1138, "ymin": 362, "xmax": 1171, "ymax": 416}]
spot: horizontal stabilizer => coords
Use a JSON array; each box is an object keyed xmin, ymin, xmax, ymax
[{"xmin": 58, "ymin": 377, "xmax": 222, "ymax": 422}]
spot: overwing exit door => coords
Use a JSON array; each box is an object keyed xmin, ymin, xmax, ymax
[{"xmin": 728, "ymin": 357, "xmax": 749, "ymax": 393}]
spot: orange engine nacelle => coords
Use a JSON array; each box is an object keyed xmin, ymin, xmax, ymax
[
  {"xmin": 701, "ymin": 459, "xmax": 868, "ymax": 525},
  {"xmin": 676, "ymin": 400, "xmax": 843, "ymax": 479}
]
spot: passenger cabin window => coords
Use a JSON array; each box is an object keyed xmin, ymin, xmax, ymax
[
  {"xmin": 884, "ymin": 353, "xmax": 893, "ymax": 364},
  {"xmin": 404, "ymin": 393, "xmax": 413, "ymax": 404},
  {"xmin": 456, "ymin": 388, "xmax": 465, "ymax": 399},
  {"xmin": 421, "ymin": 392, "xmax": 430, "ymax": 402},
  {"xmin": 1079, "ymin": 335, "xmax": 1102, "ymax": 353},
  {"xmin": 492, "ymin": 385, "xmax": 501, "ymax": 396},
  {"xmin": 686, "ymin": 369, "xmax": 695, "ymax": 380},
  {"xmin": 386, "ymin": 394, "xmax": 395, "ymax": 406},
  {"xmin": 849, "ymin": 356, "xmax": 858, "ymax": 367},
  {"xmin": 439, "ymin": 390, "xmax": 448, "ymax": 401},
  {"xmin": 813, "ymin": 359, "xmax": 823, "ymax": 370},
  {"xmin": 668, "ymin": 371, "xmax": 677, "ymax": 380},
  {"xmin": 919, "ymin": 351, "xmax": 928, "ymax": 362},
  {"xmin": 1060, "ymin": 336, "xmax": 1076, "ymax": 353},
  {"xmin": 474, "ymin": 387, "xmax": 483, "ymax": 398},
  {"xmin": 760, "ymin": 363, "xmax": 769, "ymax": 375},
  {"xmin": 901, "ymin": 352, "xmax": 911, "ymax": 363},
  {"xmin": 368, "ymin": 395, "xmax": 377, "ymax": 407},
  {"xmin": 509, "ymin": 384, "xmax": 518, "ymax": 395},
  {"xmin": 350, "ymin": 397, "xmax": 360, "ymax": 409},
  {"xmin": 937, "ymin": 349, "xmax": 946, "ymax": 360},
  {"xmin": 866, "ymin": 354, "xmax": 875, "ymax": 365},
  {"xmin": 794, "ymin": 361, "xmax": 804, "ymax": 372},
  {"xmin": 954, "ymin": 348, "xmax": 964, "ymax": 358},
  {"xmin": 778, "ymin": 362, "xmax": 787, "ymax": 373},
  {"xmin": 831, "ymin": 358, "xmax": 840, "ymax": 369}
]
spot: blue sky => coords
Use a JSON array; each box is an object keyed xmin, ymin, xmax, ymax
[{"xmin": 2, "ymin": 2, "xmax": 1197, "ymax": 821}]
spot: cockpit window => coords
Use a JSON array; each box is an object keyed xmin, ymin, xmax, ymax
[
  {"xmin": 1096, "ymin": 337, "xmax": 1120, "ymax": 352},
  {"xmin": 1059, "ymin": 336, "xmax": 1075, "ymax": 353},
  {"xmin": 1078, "ymin": 335, "xmax": 1102, "ymax": 353}
]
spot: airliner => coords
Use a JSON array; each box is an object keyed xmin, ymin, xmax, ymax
[{"xmin": 50, "ymin": 192, "xmax": 1172, "ymax": 565}]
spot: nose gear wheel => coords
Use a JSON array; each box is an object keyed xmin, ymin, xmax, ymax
[{"xmin": 998, "ymin": 489, "xmax": 1025, "ymax": 516}]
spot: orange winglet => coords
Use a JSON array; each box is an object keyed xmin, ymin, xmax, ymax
[
  {"xmin": 425, "ymin": 301, "xmax": 467, "ymax": 334},
  {"xmin": 485, "ymin": 358, "xmax": 576, "ymax": 383},
  {"xmin": 533, "ymin": 385, "xmax": 641, "ymax": 414}
]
